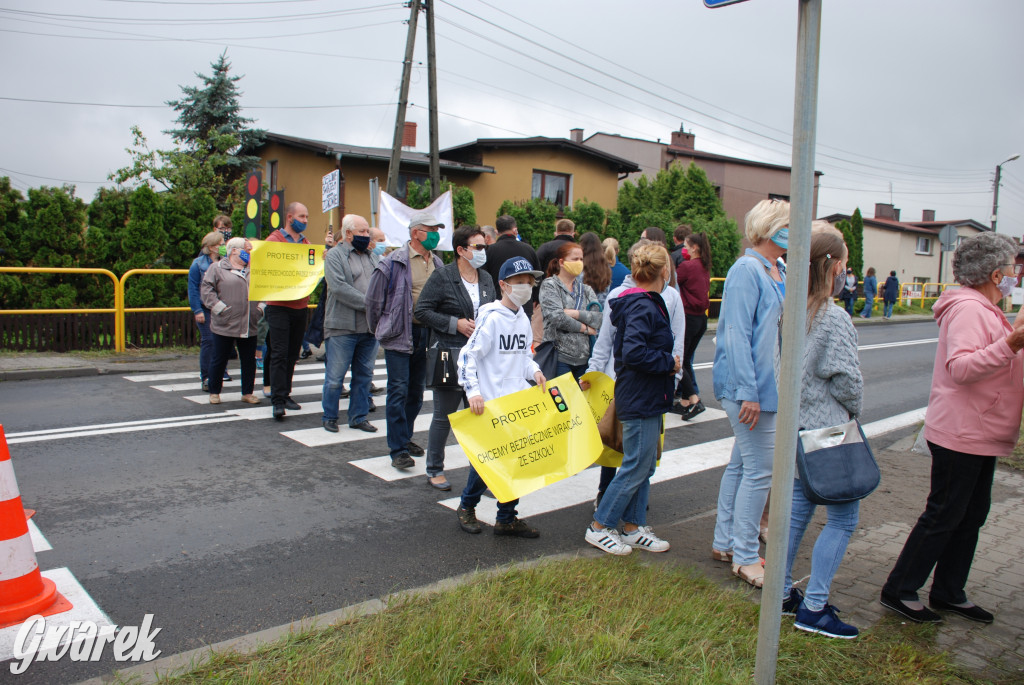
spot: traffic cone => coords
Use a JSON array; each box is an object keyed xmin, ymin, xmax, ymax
[{"xmin": 0, "ymin": 424, "xmax": 71, "ymax": 628}]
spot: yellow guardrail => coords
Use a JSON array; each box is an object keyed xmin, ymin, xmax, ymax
[
  {"xmin": 118, "ymin": 268, "xmax": 191, "ymax": 352},
  {"xmin": 0, "ymin": 266, "xmax": 122, "ymax": 350},
  {"xmin": 900, "ymin": 282, "xmax": 955, "ymax": 309}
]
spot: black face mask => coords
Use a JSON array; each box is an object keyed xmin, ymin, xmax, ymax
[{"xmin": 351, "ymin": 235, "xmax": 370, "ymax": 253}]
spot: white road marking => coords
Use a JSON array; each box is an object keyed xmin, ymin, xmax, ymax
[
  {"xmin": 28, "ymin": 519, "xmax": 52, "ymax": 553},
  {"xmin": 7, "ymin": 415, "xmax": 246, "ymax": 445},
  {"xmin": 123, "ymin": 358, "xmax": 385, "ymax": 383},
  {"xmin": 438, "ymin": 408, "xmax": 927, "ymax": 526},
  {"xmin": 281, "ymin": 413, "xmax": 434, "ymax": 447}
]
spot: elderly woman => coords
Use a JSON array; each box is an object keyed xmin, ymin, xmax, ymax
[
  {"xmin": 881, "ymin": 233, "xmax": 1024, "ymax": 624},
  {"xmin": 189, "ymin": 231, "xmax": 227, "ymax": 392},
  {"xmin": 414, "ymin": 226, "xmax": 495, "ymax": 491},
  {"xmin": 539, "ymin": 241, "xmax": 601, "ymax": 379},
  {"xmin": 200, "ymin": 237, "xmax": 262, "ymax": 405},
  {"xmin": 711, "ymin": 198, "xmax": 789, "ymax": 588}
]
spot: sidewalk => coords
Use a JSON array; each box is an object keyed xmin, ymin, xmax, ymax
[{"xmin": 1, "ymin": 314, "xmax": 935, "ymax": 383}]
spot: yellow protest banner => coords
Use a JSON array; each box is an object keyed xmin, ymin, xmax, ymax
[
  {"xmin": 247, "ymin": 239, "xmax": 325, "ymax": 302},
  {"xmin": 449, "ymin": 373, "xmax": 603, "ymax": 503},
  {"xmin": 579, "ymin": 371, "xmax": 664, "ymax": 468}
]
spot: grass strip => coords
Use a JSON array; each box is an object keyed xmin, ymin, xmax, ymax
[{"xmin": 142, "ymin": 557, "xmax": 971, "ymax": 685}]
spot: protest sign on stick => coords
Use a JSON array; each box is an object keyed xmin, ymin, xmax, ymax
[{"xmin": 247, "ymin": 240, "xmax": 324, "ymax": 302}]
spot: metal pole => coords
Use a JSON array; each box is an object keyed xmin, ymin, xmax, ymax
[
  {"xmin": 386, "ymin": 0, "xmax": 422, "ymax": 197},
  {"xmin": 425, "ymin": 0, "xmax": 441, "ymax": 201},
  {"xmin": 991, "ymin": 163, "xmax": 1002, "ymax": 233},
  {"xmin": 754, "ymin": 0, "xmax": 821, "ymax": 682}
]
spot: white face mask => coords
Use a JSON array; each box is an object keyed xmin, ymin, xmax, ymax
[
  {"xmin": 998, "ymin": 274, "xmax": 1016, "ymax": 298},
  {"xmin": 465, "ymin": 249, "xmax": 487, "ymax": 269},
  {"xmin": 504, "ymin": 283, "xmax": 533, "ymax": 307}
]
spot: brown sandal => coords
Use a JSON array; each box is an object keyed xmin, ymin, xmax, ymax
[
  {"xmin": 712, "ymin": 549, "xmax": 733, "ymax": 563},
  {"xmin": 732, "ymin": 562, "xmax": 765, "ymax": 588}
]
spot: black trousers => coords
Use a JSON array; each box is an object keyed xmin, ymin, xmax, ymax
[
  {"xmin": 208, "ymin": 334, "xmax": 257, "ymax": 396},
  {"xmin": 883, "ymin": 442, "xmax": 996, "ymax": 604},
  {"xmin": 676, "ymin": 313, "xmax": 708, "ymax": 398},
  {"xmin": 265, "ymin": 304, "xmax": 308, "ymax": 407}
]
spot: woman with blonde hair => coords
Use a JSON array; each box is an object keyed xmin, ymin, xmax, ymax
[
  {"xmin": 604, "ymin": 237, "xmax": 629, "ymax": 290},
  {"xmin": 711, "ymin": 198, "xmax": 789, "ymax": 587},
  {"xmin": 188, "ymin": 230, "xmax": 228, "ymax": 392},
  {"xmin": 585, "ymin": 243, "xmax": 680, "ymax": 555}
]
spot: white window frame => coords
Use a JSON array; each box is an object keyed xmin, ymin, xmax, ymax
[{"xmin": 915, "ymin": 237, "xmax": 932, "ymax": 255}]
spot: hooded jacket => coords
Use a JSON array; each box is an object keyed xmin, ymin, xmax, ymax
[
  {"xmin": 609, "ymin": 288, "xmax": 676, "ymax": 420},
  {"xmin": 924, "ymin": 287, "xmax": 1024, "ymax": 456},
  {"xmin": 457, "ymin": 300, "xmax": 540, "ymax": 401}
]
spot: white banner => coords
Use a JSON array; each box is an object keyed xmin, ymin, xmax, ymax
[
  {"xmin": 378, "ymin": 189, "xmax": 454, "ymax": 251},
  {"xmin": 321, "ymin": 170, "xmax": 339, "ymax": 213}
]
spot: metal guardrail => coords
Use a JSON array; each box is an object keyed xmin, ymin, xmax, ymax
[{"xmin": 118, "ymin": 268, "xmax": 191, "ymax": 352}]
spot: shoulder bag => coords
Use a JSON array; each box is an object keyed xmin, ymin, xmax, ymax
[
  {"xmin": 425, "ymin": 341, "xmax": 461, "ymax": 390},
  {"xmin": 796, "ymin": 419, "xmax": 880, "ymax": 505}
]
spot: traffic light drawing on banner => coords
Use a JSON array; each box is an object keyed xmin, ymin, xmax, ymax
[
  {"xmin": 245, "ymin": 171, "xmax": 262, "ymax": 238},
  {"xmin": 269, "ymin": 191, "xmax": 284, "ymax": 233}
]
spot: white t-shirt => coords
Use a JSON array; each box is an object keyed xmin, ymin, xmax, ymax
[{"xmin": 462, "ymin": 277, "xmax": 480, "ymax": 318}]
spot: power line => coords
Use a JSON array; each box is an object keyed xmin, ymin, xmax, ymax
[
  {"xmin": 0, "ymin": 3, "xmax": 397, "ymax": 26},
  {"xmin": 0, "ymin": 167, "xmax": 107, "ymax": 185},
  {"xmin": 0, "ymin": 96, "xmax": 396, "ymax": 110}
]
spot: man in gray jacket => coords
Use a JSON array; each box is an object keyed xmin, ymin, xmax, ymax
[{"xmin": 321, "ymin": 214, "xmax": 380, "ymax": 433}]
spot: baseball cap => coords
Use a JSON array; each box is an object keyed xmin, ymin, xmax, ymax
[
  {"xmin": 498, "ymin": 257, "xmax": 544, "ymax": 282},
  {"xmin": 408, "ymin": 211, "xmax": 444, "ymax": 230}
]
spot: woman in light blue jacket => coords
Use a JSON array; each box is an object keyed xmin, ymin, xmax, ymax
[{"xmin": 711, "ymin": 199, "xmax": 789, "ymax": 588}]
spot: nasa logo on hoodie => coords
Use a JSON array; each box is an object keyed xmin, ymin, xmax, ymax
[{"xmin": 498, "ymin": 333, "xmax": 528, "ymax": 352}]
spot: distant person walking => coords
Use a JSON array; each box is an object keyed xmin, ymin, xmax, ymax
[
  {"xmin": 674, "ymin": 231, "xmax": 711, "ymax": 420},
  {"xmin": 859, "ymin": 267, "xmax": 877, "ymax": 318},
  {"xmin": 840, "ymin": 268, "xmax": 858, "ymax": 316},
  {"xmin": 882, "ymin": 270, "xmax": 900, "ymax": 319}
]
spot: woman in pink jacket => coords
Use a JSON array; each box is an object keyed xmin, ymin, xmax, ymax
[{"xmin": 881, "ymin": 232, "xmax": 1024, "ymax": 624}]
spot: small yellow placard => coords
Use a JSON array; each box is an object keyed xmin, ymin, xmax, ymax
[{"xmin": 248, "ymin": 240, "xmax": 324, "ymax": 302}]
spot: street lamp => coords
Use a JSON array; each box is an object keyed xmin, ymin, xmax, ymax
[{"xmin": 992, "ymin": 153, "xmax": 1021, "ymax": 232}]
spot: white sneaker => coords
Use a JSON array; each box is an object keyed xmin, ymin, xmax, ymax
[
  {"xmin": 621, "ymin": 526, "xmax": 670, "ymax": 552},
  {"xmin": 585, "ymin": 525, "xmax": 632, "ymax": 556}
]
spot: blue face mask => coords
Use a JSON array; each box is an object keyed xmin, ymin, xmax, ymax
[
  {"xmin": 239, "ymin": 250, "xmax": 250, "ymax": 265},
  {"xmin": 290, "ymin": 219, "xmax": 307, "ymax": 233},
  {"xmin": 770, "ymin": 227, "xmax": 789, "ymax": 250},
  {"xmin": 372, "ymin": 244, "xmax": 386, "ymax": 256}
]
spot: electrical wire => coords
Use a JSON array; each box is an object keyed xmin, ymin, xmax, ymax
[{"xmin": 0, "ymin": 96, "xmax": 397, "ymax": 110}]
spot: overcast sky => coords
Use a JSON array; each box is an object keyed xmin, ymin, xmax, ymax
[{"xmin": 3, "ymin": 0, "xmax": 1023, "ymax": 237}]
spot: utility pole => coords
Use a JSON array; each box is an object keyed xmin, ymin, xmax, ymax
[
  {"xmin": 992, "ymin": 154, "xmax": 1021, "ymax": 233},
  {"xmin": 386, "ymin": 0, "xmax": 422, "ymax": 197},
  {"xmin": 425, "ymin": 0, "xmax": 441, "ymax": 200}
]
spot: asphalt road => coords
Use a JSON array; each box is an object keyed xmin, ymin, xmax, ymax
[{"xmin": 0, "ymin": 320, "xmax": 938, "ymax": 683}]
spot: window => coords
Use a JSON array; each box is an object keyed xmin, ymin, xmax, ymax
[
  {"xmin": 268, "ymin": 160, "xmax": 278, "ymax": 192},
  {"xmin": 769, "ymin": 193, "xmax": 789, "ymax": 202},
  {"xmin": 397, "ymin": 171, "xmax": 429, "ymax": 201},
  {"xmin": 915, "ymin": 237, "xmax": 932, "ymax": 255},
  {"xmin": 532, "ymin": 170, "xmax": 570, "ymax": 207}
]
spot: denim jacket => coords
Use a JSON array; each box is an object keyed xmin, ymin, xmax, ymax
[
  {"xmin": 187, "ymin": 253, "xmax": 214, "ymax": 314},
  {"xmin": 712, "ymin": 249, "xmax": 785, "ymax": 411}
]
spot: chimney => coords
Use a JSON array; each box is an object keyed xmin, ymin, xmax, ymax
[
  {"xmin": 570, "ymin": 128, "xmax": 583, "ymax": 144},
  {"xmin": 402, "ymin": 122, "xmax": 417, "ymax": 149},
  {"xmin": 874, "ymin": 202, "xmax": 896, "ymax": 220},
  {"xmin": 670, "ymin": 123, "xmax": 695, "ymax": 149},
  {"xmin": 922, "ymin": 209, "xmax": 935, "ymax": 222}
]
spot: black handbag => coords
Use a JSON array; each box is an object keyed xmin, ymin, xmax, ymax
[
  {"xmin": 425, "ymin": 343, "xmax": 460, "ymax": 389},
  {"xmin": 796, "ymin": 419, "xmax": 880, "ymax": 505},
  {"xmin": 533, "ymin": 340, "xmax": 559, "ymax": 381}
]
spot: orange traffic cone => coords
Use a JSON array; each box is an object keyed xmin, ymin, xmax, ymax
[{"xmin": 0, "ymin": 424, "xmax": 71, "ymax": 629}]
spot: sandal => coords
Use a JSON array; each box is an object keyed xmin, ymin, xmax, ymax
[
  {"xmin": 712, "ymin": 549, "xmax": 733, "ymax": 563},
  {"xmin": 732, "ymin": 562, "xmax": 765, "ymax": 588}
]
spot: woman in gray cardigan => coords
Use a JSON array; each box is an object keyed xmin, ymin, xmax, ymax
[
  {"xmin": 413, "ymin": 226, "xmax": 495, "ymax": 490},
  {"xmin": 781, "ymin": 227, "xmax": 864, "ymax": 640},
  {"xmin": 539, "ymin": 241, "xmax": 601, "ymax": 379}
]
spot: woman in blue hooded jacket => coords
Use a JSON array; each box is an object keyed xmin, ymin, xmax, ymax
[
  {"xmin": 188, "ymin": 231, "xmax": 226, "ymax": 391},
  {"xmin": 711, "ymin": 198, "xmax": 789, "ymax": 588},
  {"xmin": 584, "ymin": 243, "xmax": 680, "ymax": 556}
]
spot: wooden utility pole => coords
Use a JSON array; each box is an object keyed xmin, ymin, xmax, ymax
[
  {"xmin": 425, "ymin": 0, "xmax": 441, "ymax": 200},
  {"xmin": 386, "ymin": 0, "xmax": 422, "ymax": 197}
]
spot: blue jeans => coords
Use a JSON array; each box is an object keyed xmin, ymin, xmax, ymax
[
  {"xmin": 713, "ymin": 398, "xmax": 777, "ymax": 566},
  {"xmin": 556, "ymin": 360, "xmax": 587, "ymax": 380},
  {"xmin": 843, "ymin": 297, "xmax": 855, "ymax": 315},
  {"xmin": 860, "ymin": 296, "xmax": 874, "ymax": 317},
  {"xmin": 322, "ymin": 333, "xmax": 378, "ymax": 425},
  {"xmin": 783, "ymin": 478, "xmax": 860, "ymax": 612},
  {"xmin": 383, "ymin": 325, "xmax": 427, "ymax": 457},
  {"xmin": 595, "ymin": 414, "xmax": 661, "ymax": 529},
  {"xmin": 883, "ymin": 301, "xmax": 894, "ymax": 318},
  {"xmin": 427, "ymin": 387, "xmax": 466, "ymax": 477},
  {"xmin": 196, "ymin": 308, "xmax": 213, "ymax": 382},
  {"xmin": 460, "ymin": 466, "xmax": 519, "ymax": 523}
]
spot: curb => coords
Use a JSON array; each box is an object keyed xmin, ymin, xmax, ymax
[
  {"xmin": 74, "ymin": 552, "xmax": 585, "ymax": 685},
  {"xmin": 0, "ymin": 368, "xmax": 99, "ymax": 382}
]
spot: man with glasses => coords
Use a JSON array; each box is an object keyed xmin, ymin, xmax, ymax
[{"xmin": 366, "ymin": 212, "xmax": 445, "ymax": 469}]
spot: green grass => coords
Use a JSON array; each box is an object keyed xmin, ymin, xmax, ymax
[{"xmin": 140, "ymin": 558, "xmax": 971, "ymax": 685}]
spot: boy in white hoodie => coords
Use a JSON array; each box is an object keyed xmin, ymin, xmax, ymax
[{"xmin": 455, "ymin": 257, "xmax": 547, "ymax": 537}]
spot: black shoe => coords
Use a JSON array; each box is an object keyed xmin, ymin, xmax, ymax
[
  {"xmin": 273, "ymin": 405, "xmax": 286, "ymax": 421},
  {"xmin": 299, "ymin": 348, "xmax": 312, "ymax": 359},
  {"xmin": 457, "ymin": 506, "xmax": 481, "ymax": 534},
  {"xmin": 350, "ymin": 420, "xmax": 378, "ymax": 433},
  {"xmin": 370, "ymin": 383, "xmax": 385, "ymax": 396},
  {"xmin": 493, "ymin": 518, "xmax": 540, "ymax": 538},
  {"xmin": 682, "ymin": 400, "xmax": 706, "ymax": 421},
  {"xmin": 284, "ymin": 397, "xmax": 301, "ymax": 411},
  {"xmin": 314, "ymin": 354, "xmax": 326, "ymax": 362},
  {"xmin": 339, "ymin": 388, "xmax": 350, "ymax": 399},
  {"xmin": 782, "ymin": 587, "xmax": 804, "ymax": 616},
  {"xmin": 880, "ymin": 592, "xmax": 942, "ymax": 623},
  {"xmin": 201, "ymin": 379, "xmax": 209, "ymax": 392},
  {"xmin": 391, "ymin": 452, "xmax": 414, "ymax": 469},
  {"xmin": 406, "ymin": 441, "xmax": 425, "ymax": 457},
  {"xmin": 369, "ymin": 399, "xmax": 376, "ymax": 412},
  {"xmin": 668, "ymin": 398, "xmax": 687, "ymax": 416},
  {"xmin": 929, "ymin": 597, "xmax": 994, "ymax": 623},
  {"xmin": 322, "ymin": 419, "xmax": 339, "ymax": 433}
]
